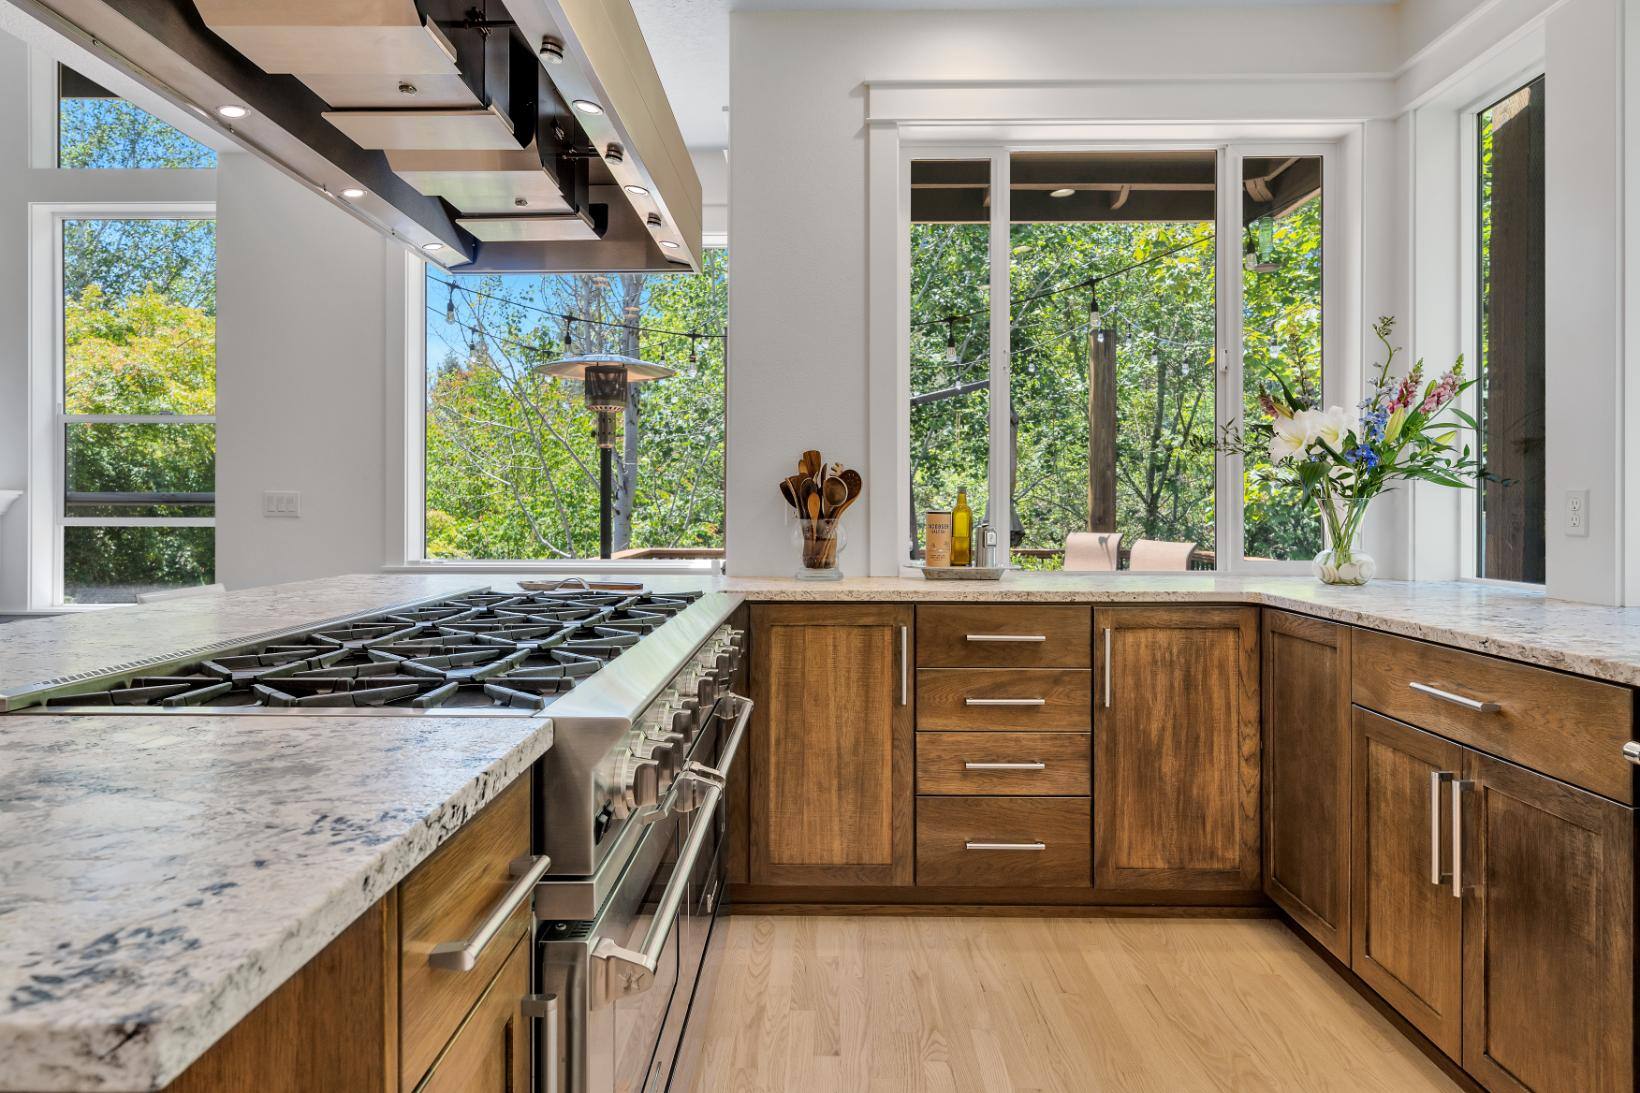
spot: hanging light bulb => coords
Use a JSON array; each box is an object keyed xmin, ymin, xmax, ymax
[
  {"xmin": 445, "ymin": 282, "xmax": 456, "ymax": 323},
  {"xmin": 945, "ymin": 317, "xmax": 958, "ymax": 363},
  {"xmin": 689, "ymin": 333, "xmax": 699, "ymax": 366},
  {"xmin": 1090, "ymin": 282, "xmax": 1105, "ymax": 344},
  {"xmin": 563, "ymin": 316, "xmax": 575, "ymax": 353}
]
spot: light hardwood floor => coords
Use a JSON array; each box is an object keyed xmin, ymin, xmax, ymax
[{"xmin": 680, "ymin": 915, "xmax": 1457, "ymax": 1093}]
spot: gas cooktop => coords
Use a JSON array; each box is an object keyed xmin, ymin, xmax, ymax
[{"xmin": 38, "ymin": 589, "xmax": 705, "ymax": 714}]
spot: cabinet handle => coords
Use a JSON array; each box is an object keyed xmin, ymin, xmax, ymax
[
  {"xmin": 429, "ymin": 853, "xmax": 552, "ymax": 971},
  {"xmin": 964, "ymin": 761, "xmax": 1046, "ymax": 771},
  {"xmin": 1623, "ymin": 741, "xmax": 1640, "ymax": 766},
  {"xmin": 1451, "ymin": 778, "xmax": 1471, "ymax": 898},
  {"xmin": 964, "ymin": 697, "xmax": 1046, "ymax": 707},
  {"xmin": 966, "ymin": 633, "xmax": 1046, "ymax": 642},
  {"xmin": 899, "ymin": 625, "xmax": 908, "ymax": 707},
  {"xmin": 1429, "ymin": 771, "xmax": 1455, "ymax": 885},
  {"xmin": 521, "ymin": 993, "xmax": 560, "ymax": 1093},
  {"xmin": 965, "ymin": 841, "xmax": 1046, "ymax": 851},
  {"xmin": 1102, "ymin": 627, "xmax": 1112, "ymax": 708},
  {"xmin": 1409, "ymin": 681, "xmax": 1500, "ymax": 713}
]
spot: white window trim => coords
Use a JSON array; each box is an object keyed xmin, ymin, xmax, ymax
[
  {"xmin": 391, "ymin": 251, "xmax": 729, "ymax": 574},
  {"xmin": 27, "ymin": 201, "xmax": 216, "ymax": 608},
  {"xmin": 886, "ymin": 131, "xmax": 1349, "ymax": 577}
]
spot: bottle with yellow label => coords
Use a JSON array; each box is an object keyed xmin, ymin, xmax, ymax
[{"xmin": 951, "ymin": 487, "xmax": 972, "ymax": 566}]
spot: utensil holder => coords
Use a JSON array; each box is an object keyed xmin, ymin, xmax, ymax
[{"xmin": 793, "ymin": 518, "xmax": 845, "ymax": 581}]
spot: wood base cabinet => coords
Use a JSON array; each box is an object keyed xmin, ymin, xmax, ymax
[
  {"xmin": 749, "ymin": 603, "xmax": 915, "ymax": 887},
  {"xmin": 1263, "ymin": 611, "xmax": 1352, "ymax": 961},
  {"xmin": 1352, "ymin": 708, "xmax": 1635, "ymax": 1092},
  {"xmin": 1094, "ymin": 607, "xmax": 1260, "ymax": 891}
]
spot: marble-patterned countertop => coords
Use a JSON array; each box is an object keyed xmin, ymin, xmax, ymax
[
  {"xmin": 0, "ymin": 711, "xmax": 552, "ymax": 1092},
  {"xmin": 4, "ymin": 569, "xmax": 1640, "ymax": 1090},
  {"xmin": 718, "ymin": 573, "xmax": 1640, "ymax": 687}
]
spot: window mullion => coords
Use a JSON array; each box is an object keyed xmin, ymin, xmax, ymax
[{"xmin": 988, "ymin": 151, "xmax": 1011, "ymax": 561}]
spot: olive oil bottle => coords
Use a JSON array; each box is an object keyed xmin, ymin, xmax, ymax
[{"xmin": 951, "ymin": 487, "xmax": 973, "ymax": 566}]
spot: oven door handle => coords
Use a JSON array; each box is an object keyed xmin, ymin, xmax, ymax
[
  {"xmin": 591, "ymin": 777, "xmax": 725, "ymax": 1005},
  {"xmin": 660, "ymin": 693, "xmax": 753, "ymax": 814}
]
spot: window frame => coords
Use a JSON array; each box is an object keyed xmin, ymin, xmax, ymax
[
  {"xmin": 395, "ymin": 250, "xmax": 731, "ymax": 575},
  {"xmin": 1458, "ymin": 68, "xmax": 1548, "ymax": 586},
  {"xmin": 28, "ymin": 201, "xmax": 217, "ymax": 607},
  {"xmin": 893, "ymin": 136, "xmax": 1342, "ymax": 576}
]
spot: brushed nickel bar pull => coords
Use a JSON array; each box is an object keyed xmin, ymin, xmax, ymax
[
  {"xmin": 429, "ymin": 853, "xmax": 552, "ymax": 971},
  {"xmin": 964, "ymin": 761, "xmax": 1046, "ymax": 771},
  {"xmin": 965, "ymin": 841, "xmax": 1047, "ymax": 852},
  {"xmin": 521, "ymin": 993, "xmax": 560, "ymax": 1093},
  {"xmin": 1410, "ymin": 681, "xmax": 1500, "ymax": 713},
  {"xmin": 1451, "ymin": 778, "xmax": 1471, "ymax": 898},
  {"xmin": 900, "ymin": 625, "xmax": 909, "ymax": 707},
  {"xmin": 965, "ymin": 697, "xmax": 1046, "ymax": 707},
  {"xmin": 965, "ymin": 633, "xmax": 1046, "ymax": 642},
  {"xmin": 1429, "ymin": 771, "xmax": 1455, "ymax": 885},
  {"xmin": 1624, "ymin": 741, "xmax": 1640, "ymax": 766},
  {"xmin": 1102, "ymin": 627, "xmax": 1112, "ymax": 708}
]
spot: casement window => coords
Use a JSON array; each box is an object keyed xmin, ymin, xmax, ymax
[
  {"xmin": 1474, "ymin": 77, "xmax": 1546, "ymax": 584},
  {"xmin": 45, "ymin": 208, "xmax": 217, "ymax": 603},
  {"xmin": 56, "ymin": 63, "xmax": 217, "ymax": 169},
  {"xmin": 413, "ymin": 252, "xmax": 728, "ymax": 565},
  {"xmin": 903, "ymin": 145, "xmax": 1331, "ymax": 572}
]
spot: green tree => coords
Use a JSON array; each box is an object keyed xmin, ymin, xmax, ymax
[{"xmin": 423, "ymin": 251, "xmax": 727, "ymax": 559}]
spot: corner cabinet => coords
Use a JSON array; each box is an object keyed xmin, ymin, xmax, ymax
[
  {"xmin": 1262, "ymin": 611, "xmax": 1353, "ymax": 960},
  {"xmin": 1093, "ymin": 606, "xmax": 1260, "ymax": 891},
  {"xmin": 748, "ymin": 602, "xmax": 915, "ymax": 886}
]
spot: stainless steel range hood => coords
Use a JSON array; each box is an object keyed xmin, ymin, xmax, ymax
[{"xmin": 7, "ymin": 0, "xmax": 701, "ymax": 273}]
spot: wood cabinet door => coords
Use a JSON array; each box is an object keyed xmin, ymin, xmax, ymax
[
  {"xmin": 416, "ymin": 934, "xmax": 532, "ymax": 1093},
  {"xmin": 1461, "ymin": 752, "xmax": 1635, "ymax": 1093},
  {"xmin": 1262, "ymin": 611, "xmax": 1352, "ymax": 961},
  {"xmin": 1093, "ymin": 606, "xmax": 1260, "ymax": 891},
  {"xmin": 749, "ymin": 603, "xmax": 915, "ymax": 886},
  {"xmin": 1350, "ymin": 709, "xmax": 1465, "ymax": 1059}
]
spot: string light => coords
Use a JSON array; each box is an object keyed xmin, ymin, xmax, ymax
[
  {"xmin": 945, "ymin": 318, "xmax": 958, "ymax": 362},
  {"xmin": 688, "ymin": 333, "xmax": 699, "ymax": 365},
  {"xmin": 1089, "ymin": 283, "xmax": 1104, "ymax": 344},
  {"xmin": 430, "ymin": 277, "xmax": 728, "ymax": 342},
  {"xmin": 563, "ymin": 316, "xmax": 574, "ymax": 353},
  {"xmin": 445, "ymin": 282, "xmax": 456, "ymax": 323}
]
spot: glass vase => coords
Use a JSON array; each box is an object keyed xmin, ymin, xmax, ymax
[
  {"xmin": 1313, "ymin": 496, "xmax": 1375, "ymax": 585},
  {"xmin": 793, "ymin": 518, "xmax": 845, "ymax": 581}
]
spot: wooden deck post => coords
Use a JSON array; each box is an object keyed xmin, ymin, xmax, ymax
[{"xmin": 1088, "ymin": 325, "xmax": 1118, "ymax": 532}]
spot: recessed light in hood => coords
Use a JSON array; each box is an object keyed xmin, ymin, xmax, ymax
[
  {"xmin": 216, "ymin": 104, "xmax": 248, "ymax": 119},
  {"xmin": 571, "ymin": 99, "xmax": 603, "ymax": 116},
  {"xmin": 624, "ymin": 184, "xmax": 650, "ymax": 197},
  {"xmin": 340, "ymin": 187, "xmax": 366, "ymax": 199}
]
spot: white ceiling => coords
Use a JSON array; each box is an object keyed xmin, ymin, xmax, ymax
[{"xmin": 630, "ymin": 0, "xmax": 1393, "ymax": 149}]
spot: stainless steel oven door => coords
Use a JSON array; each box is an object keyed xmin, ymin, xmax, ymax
[{"xmin": 537, "ymin": 695, "xmax": 751, "ymax": 1093}]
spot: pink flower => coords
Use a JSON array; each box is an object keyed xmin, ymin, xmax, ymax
[
  {"xmin": 1421, "ymin": 371, "xmax": 1459, "ymax": 414},
  {"xmin": 1258, "ymin": 392, "xmax": 1279, "ymax": 418},
  {"xmin": 1388, "ymin": 363, "xmax": 1423, "ymax": 411}
]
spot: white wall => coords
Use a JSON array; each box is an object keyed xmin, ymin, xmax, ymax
[{"xmin": 213, "ymin": 153, "xmax": 399, "ymax": 590}]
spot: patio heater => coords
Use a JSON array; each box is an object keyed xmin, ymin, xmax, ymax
[{"xmin": 534, "ymin": 353, "xmax": 675, "ymax": 559}]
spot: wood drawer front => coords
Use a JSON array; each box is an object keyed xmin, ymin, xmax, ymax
[
  {"xmin": 917, "ymin": 797, "xmax": 1091, "ymax": 886},
  {"xmin": 416, "ymin": 932, "xmax": 531, "ymax": 1093},
  {"xmin": 917, "ymin": 732, "xmax": 1090, "ymax": 795},
  {"xmin": 916, "ymin": 605, "xmax": 1091, "ymax": 668},
  {"xmin": 916, "ymin": 669, "xmax": 1091, "ymax": 732},
  {"xmin": 400, "ymin": 775, "xmax": 534, "ymax": 1092},
  {"xmin": 1351, "ymin": 628, "xmax": 1634, "ymax": 802}
]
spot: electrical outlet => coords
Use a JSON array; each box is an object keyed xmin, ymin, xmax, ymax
[
  {"xmin": 263, "ymin": 490, "xmax": 301, "ymax": 518},
  {"xmin": 1565, "ymin": 489, "xmax": 1589, "ymax": 537}
]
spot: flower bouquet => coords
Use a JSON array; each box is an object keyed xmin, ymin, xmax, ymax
[{"xmin": 1220, "ymin": 317, "xmax": 1485, "ymax": 585}]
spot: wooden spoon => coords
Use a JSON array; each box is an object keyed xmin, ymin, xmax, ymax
[
  {"xmin": 802, "ymin": 449, "xmax": 822, "ymax": 477},
  {"xmin": 779, "ymin": 478, "xmax": 800, "ymax": 510},
  {"xmin": 822, "ymin": 474, "xmax": 848, "ymax": 514}
]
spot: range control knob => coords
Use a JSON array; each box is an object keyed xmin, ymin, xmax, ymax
[
  {"xmin": 611, "ymin": 751, "xmax": 661, "ymax": 819},
  {"xmin": 644, "ymin": 730, "xmax": 685, "ymax": 779}
]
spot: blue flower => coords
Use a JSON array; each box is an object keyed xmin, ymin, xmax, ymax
[
  {"xmin": 1359, "ymin": 409, "xmax": 1388, "ymax": 442},
  {"xmin": 1346, "ymin": 445, "xmax": 1380, "ymax": 468}
]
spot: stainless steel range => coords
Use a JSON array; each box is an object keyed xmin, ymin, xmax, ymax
[{"xmin": 5, "ymin": 582, "xmax": 748, "ymax": 1093}]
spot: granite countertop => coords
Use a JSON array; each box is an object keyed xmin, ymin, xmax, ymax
[
  {"xmin": 0, "ymin": 711, "xmax": 552, "ymax": 1092},
  {"xmin": 719, "ymin": 573, "xmax": 1640, "ymax": 687},
  {"xmin": 4, "ymin": 570, "xmax": 1640, "ymax": 1090}
]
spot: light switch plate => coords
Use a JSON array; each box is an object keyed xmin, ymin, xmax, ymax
[
  {"xmin": 263, "ymin": 490, "xmax": 301, "ymax": 518},
  {"xmin": 1565, "ymin": 489, "xmax": 1589, "ymax": 537}
]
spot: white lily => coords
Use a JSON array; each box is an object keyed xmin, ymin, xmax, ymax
[
  {"xmin": 1269, "ymin": 412, "xmax": 1313, "ymax": 463},
  {"xmin": 1314, "ymin": 405, "xmax": 1352, "ymax": 452}
]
